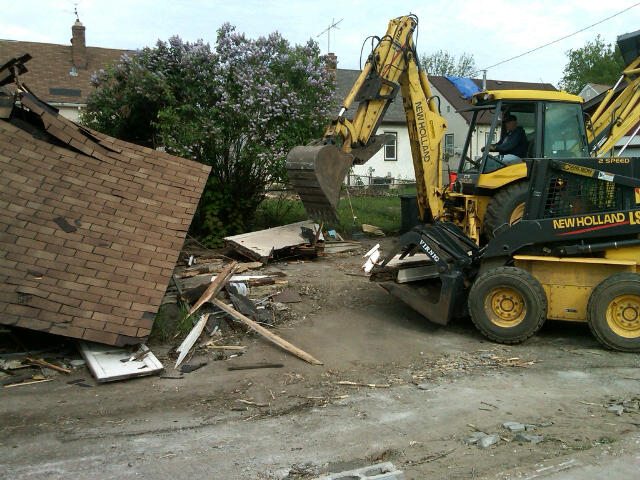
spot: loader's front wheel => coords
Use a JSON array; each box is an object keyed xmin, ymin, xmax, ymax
[
  {"xmin": 483, "ymin": 181, "xmax": 529, "ymax": 238},
  {"xmin": 469, "ymin": 267, "xmax": 547, "ymax": 344},
  {"xmin": 587, "ymin": 273, "xmax": 640, "ymax": 352}
]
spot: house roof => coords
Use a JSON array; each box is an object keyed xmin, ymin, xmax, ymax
[
  {"xmin": 0, "ymin": 89, "xmax": 211, "ymax": 346},
  {"xmin": 0, "ymin": 39, "xmax": 127, "ymax": 104},
  {"xmin": 583, "ymin": 83, "xmax": 612, "ymax": 95},
  {"xmin": 428, "ymin": 76, "xmax": 557, "ymax": 123}
]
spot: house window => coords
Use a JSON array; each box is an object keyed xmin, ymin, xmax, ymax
[
  {"xmin": 485, "ymin": 131, "xmax": 496, "ymax": 146},
  {"xmin": 446, "ymin": 105, "xmax": 451, "ymax": 113},
  {"xmin": 444, "ymin": 134, "xmax": 454, "ymax": 156},
  {"xmin": 384, "ymin": 132, "xmax": 397, "ymax": 161}
]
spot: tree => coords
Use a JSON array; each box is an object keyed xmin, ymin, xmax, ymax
[
  {"xmin": 82, "ymin": 26, "xmax": 335, "ymax": 245},
  {"xmin": 559, "ymin": 35, "xmax": 626, "ymax": 94},
  {"xmin": 421, "ymin": 50, "xmax": 477, "ymax": 77}
]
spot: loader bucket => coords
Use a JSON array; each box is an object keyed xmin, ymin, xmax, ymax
[{"xmin": 286, "ymin": 144, "xmax": 354, "ymax": 221}]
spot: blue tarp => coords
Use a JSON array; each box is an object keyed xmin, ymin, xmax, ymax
[{"xmin": 444, "ymin": 76, "xmax": 481, "ymax": 99}]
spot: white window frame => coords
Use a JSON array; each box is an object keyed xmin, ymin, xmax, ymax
[
  {"xmin": 384, "ymin": 131, "xmax": 397, "ymax": 161},
  {"xmin": 444, "ymin": 133, "xmax": 454, "ymax": 156}
]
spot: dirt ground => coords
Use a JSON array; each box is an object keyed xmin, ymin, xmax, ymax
[{"xmin": 2, "ymin": 237, "xmax": 640, "ymax": 479}]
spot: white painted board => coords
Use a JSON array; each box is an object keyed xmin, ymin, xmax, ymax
[
  {"xmin": 224, "ymin": 221, "xmax": 323, "ymax": 261},
  {"xmin": 79, "ymin": 341, "xmax": 164, "ymax": 383}
]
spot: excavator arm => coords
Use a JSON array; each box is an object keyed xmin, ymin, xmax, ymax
[
  {"xmin": 586, "ymin": 30, "xmax": 640, "ymax": 157},
  {"xmin": 286, "ymin": 15, "xmax": 447, "ymax": 220}
]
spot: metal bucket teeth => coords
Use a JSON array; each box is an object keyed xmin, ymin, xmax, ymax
[{"xmin": 286, "ymin": 144, "xmax": 353, "ymax": 221}]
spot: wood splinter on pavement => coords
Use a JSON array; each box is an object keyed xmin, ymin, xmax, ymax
[
  {"xmin": 212, "ymin": 298, "xmax": 323, "ymax": 365},
  {"xmin": 336, "ymin": 381, "xmax": 390, "ymax": 388},
  {"xmin": 26, "ymin": 357, "xmax": 71, "ymax": 374}
]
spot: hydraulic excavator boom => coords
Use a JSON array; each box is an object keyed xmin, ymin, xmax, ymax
[
  {"xmin": 587, "ymin": 30, "xmax": 640, "ymax": 156},
  {"xmin": 286, "ymin": 15, "xmax": 447, "ymax": 221}
]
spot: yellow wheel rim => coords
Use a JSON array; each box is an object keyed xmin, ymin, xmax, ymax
[
  {"xmin": 484, "ymin": 287, "xmax": 526, "ymax": 328},
  {"xmin": 509, "ymin": 202, "xmax": 525, "ymax": 225},
  {"xmin": 605, "ymin": 294, "xmax": 640, "ymax": 338}
]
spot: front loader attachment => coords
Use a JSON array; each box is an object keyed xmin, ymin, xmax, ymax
[
  {"xmin": 286, "ymin": 144, "xmax": 353, "ymax": 221},
  {"xmin": 372, "ymin": 222, "xmax": 481, "ymax": 325}
]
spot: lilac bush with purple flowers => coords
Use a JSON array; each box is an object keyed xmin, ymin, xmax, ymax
[{"xmin": 82, "ymin": 25, "xmax": 334, "ymax": 245}]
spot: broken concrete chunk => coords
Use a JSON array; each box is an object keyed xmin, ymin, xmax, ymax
[
  {"xmin": 478, "ymin": 434, "xmax": 500, "ymax": 448},
  {"xmin": 514, "ymin": 433, "xmax": 544, "ymax": 444},
  {"xmin": 313, "ymin": 461, "xmax": 403, "ymax": 479},
  {"xmin": 622, "ymin": 400, "xmax": 639, "ymax": 410},
  {"xmin": 464, "ymin": 432, "xmax": 487, "ymax": 445},
  {"xmin": 69, "ymin": 359, "xmax": 86, "ymax": 368},
  {"xmin": 607, "ymin": 405, "xmax": 624, "ymax": 416},
  {"xmin": 502, "ymin": 421, "xmax": 526, "ymax": 432}
]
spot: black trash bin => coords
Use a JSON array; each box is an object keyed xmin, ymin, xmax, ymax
[{"xmin": 399, "ymin": 194, "xmax": 420, "ymax": 234}]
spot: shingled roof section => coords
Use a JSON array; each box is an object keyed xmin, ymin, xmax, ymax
[
  {"xmin": 0, "ymin": 40, "xmax": 127, "ymax": 104},
  {"xmin": 0, "ymin": 90, "xmax": 211, "ymax": 346}
]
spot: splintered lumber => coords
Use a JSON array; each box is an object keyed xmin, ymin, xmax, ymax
[
  {"xmin": 4, "ymin": 378, "xmax": 53, "ymax": 388},
  {"xmin": 175, "ymin": 314, "xmax": 210, "ymax": 369},
  {"xmin": 187, "ymin": 261, "xmax": 238, "ymax": 318},
  {"xmin": 212, "ymin": 298, "xmax": 323, "ymax": 365},
  {"xmin": 228, "ymin": 363, "xmax": 284, "ymax": 370},
  {"xmin": 26, "ymin": 357, "xmax": 71, "ymax": 374}
]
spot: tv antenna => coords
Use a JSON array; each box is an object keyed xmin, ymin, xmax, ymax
[{"xmin": 317, "ymin": 18, "xmax": 343, "ymax": 52}]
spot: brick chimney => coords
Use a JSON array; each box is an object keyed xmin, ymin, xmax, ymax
[
  {"xmin": 71, "ymin": 19, "xmax": 87, "ymax": 69},
  {"xmin": 326, "ymin": 52, "xmax": 337, "ymax": 73}
]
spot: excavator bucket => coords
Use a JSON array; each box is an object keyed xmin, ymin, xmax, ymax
[
  {"xmin": 617, "ymin": 29, "xmax": 640, "ymax": 66},
  {"xmin": 286, "ymin": 144, "xmax": 353, "ymax": 221}
]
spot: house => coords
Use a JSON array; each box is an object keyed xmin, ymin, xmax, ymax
[
  {"xmin": 579, "ymin": 82, "xmax": 612, "ymax": 101},
  {"xmin": 0, "ymin": 19, "xmax": 127, "ymax": 121},
  {"xmin": 342, "ymin": 71, "xmax": 556, "ymax": 183}
]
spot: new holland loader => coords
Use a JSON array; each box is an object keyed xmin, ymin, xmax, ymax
[{"xmin": 286, "ymin": 15, "xmax": 640, "ymax": 351}]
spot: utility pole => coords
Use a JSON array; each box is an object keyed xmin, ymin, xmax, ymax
[{"xmin": 317, "ymin": 18, "xmax": 343, "ymax": 52}]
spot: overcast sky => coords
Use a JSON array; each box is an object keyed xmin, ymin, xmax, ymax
[{"xmin": 1, "ymin": 0, "xmax": 638, "ymax": 87}]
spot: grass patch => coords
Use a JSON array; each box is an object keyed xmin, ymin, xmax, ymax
[{"xmin": 253, "ymin": 185, "xmax": 417, "ymax": 237}]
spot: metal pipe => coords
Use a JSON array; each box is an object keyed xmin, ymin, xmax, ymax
[{"xmin": 618, "ymin": 121, "xmax": 640, "ymax": 156}]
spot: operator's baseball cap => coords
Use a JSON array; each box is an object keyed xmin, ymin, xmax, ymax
[{"xmin": 503, "ymin": 114, "xmax": 517, "ymax": 122}]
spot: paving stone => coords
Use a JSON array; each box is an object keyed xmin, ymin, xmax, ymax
[
  {"xmin": 478, "ymin": 434, "xmax": 500, "ymax": 449},
  {"xmin": 514, "ymin": 433, "xmax": 544, "ymax": 444}
]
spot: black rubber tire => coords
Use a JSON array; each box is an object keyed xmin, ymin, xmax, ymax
[
  {"xmin": 587, "ymin": 273, "xmax": 640, "ymax": 353},
  {"xmin": 483, "ymin": 181, "xmax": 529, "ymax": 238},
  {"xmin": 469, "ymin": 266, "xmax": 547, "ymax": 344}
]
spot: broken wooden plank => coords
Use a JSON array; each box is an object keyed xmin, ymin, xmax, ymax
[
  {"xmin": 4, "ymin": 378, "xmax": 53, "ymax": 388},
  {"xmin": 175, "ymin": 314, "xmax": 209, "ymax": 368},
  {"xmin": 26, "ymin": 357, "xmax": 71, "ymax": 374},
  {"xmin": 212, "ymin": 298, "xmax": 323, "ymax": 365},
  {"xmin": 186, "ymin": 261, "xmax": 238, "ymax": 318},
  {"xmin": 224, "ymin": 221, "xmax": 323, "ymax": 262},
  {"xmin": 79, "ymin": 342, "xmax": 163, "ymax": 383},
  {"xmin": 228, "ymin": 363, "xmax": 284, "ymax": 371}
]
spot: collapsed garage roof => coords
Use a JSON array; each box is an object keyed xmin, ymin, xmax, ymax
[{"xmin": 0, "ymin": 56, "xmax": 211, "ymax": 346}]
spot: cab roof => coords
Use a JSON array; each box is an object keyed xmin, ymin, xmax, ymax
[{"xmin": 472, "ymin": 89, "xmax": 584, "ymax": 104}]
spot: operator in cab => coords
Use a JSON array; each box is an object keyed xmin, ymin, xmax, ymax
[{"xmin": 483, "ymin": 114, "xmax": 528, "ymax": 163}]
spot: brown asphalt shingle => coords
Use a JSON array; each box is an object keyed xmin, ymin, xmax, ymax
[
  {"xmin": 0, "ymin": 40, "xmax": 127, "ymax": 104},
  {"xmin": 0, "ymin": 90, "xmax": 210, "ymax": 346}
]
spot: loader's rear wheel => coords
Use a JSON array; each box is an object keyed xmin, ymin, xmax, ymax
[
  {"xmin": 483, "ymin": 182, "xmax": 529, "ymax": 238},
  {"xmin": 587, "ymin": 273, "xmax": 640, "ymax": 352},
  {"xmin": 469, "ymin": 266, "xmax": 547, "ymax": 344}
]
